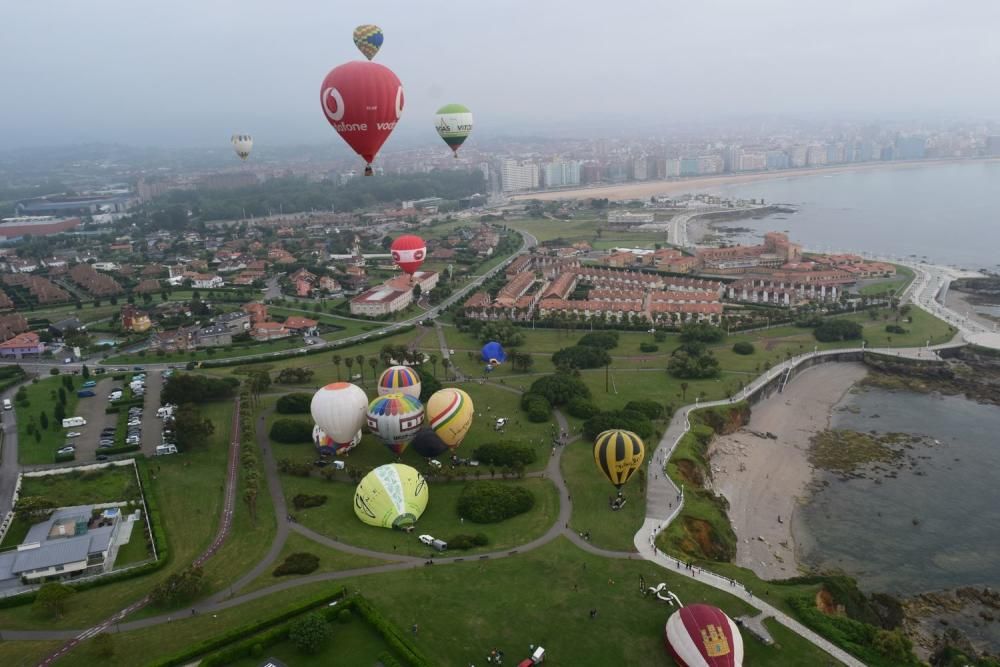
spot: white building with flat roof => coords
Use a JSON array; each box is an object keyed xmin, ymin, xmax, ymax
[{"xmin": 500, "ymin": 159, "xmax": 539, "ymax": 193}]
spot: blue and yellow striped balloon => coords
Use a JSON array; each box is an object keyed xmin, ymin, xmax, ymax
[
  {"xmin": 377, "ymin": 365, "xmax": 421, "ymax": 399},
  {"xmin": 353, "ymin": 24, "xmax": 384, "ymax": 61}
]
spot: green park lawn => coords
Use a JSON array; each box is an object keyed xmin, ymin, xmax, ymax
[
  {"xmin": 281, "ymin": 474, "xmax": 559, "ymax": 558},
  {"xmin": 18, "ymin": 465, "xmax": 141, "ymax": 506},
  {"xmin": 0, "ymin": 401, "xmax": 237, "ymax": 631},
  {"xmin": 241, "ymin": 531, "xmax": 388, "ymax": 595},
  {"xmin": 222, "ymin": 615, "xmax": 402, "ymax": 667},
  {"xmin": 114, "ymin": 525, "xmax": 153, "ymax": 567},
  {"xmin": 561, "ymin": 440, "xmax": 646, "ymax": 552},
  {"xmin": 858, "ymin": 264, "xmax": 915, "ymax": 296},
  {"xmin": 16, "ymin": 375, "xmax": 83, "ymax": 465}
]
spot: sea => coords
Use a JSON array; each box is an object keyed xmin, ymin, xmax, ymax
[{"xmin": 702, "ymin": 159, "xmax": 1000, "ymax": 272}]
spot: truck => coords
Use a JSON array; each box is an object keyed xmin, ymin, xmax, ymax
[
  {"xmin": 155, "ymin": 444, "xmax": 178, "ymax": 456},
  {"xmin": 62, "ymin": 417, "xmax": 87, "ymax": 428},
  {"xmin": 76, "ymin": 390, "xmax": 96, "ymax": 398}
]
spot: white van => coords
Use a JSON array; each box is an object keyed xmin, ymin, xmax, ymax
[
  {"xmin": 155, "ymin": 444, "xmax": 178, "ymax": 456},
  {"xmin": 2, "ymin": 398, "xmax": 11, "ymax": 410},
  {"xmin": 62, "ymin": 417, "xmax": 87, "ymax": 428}
]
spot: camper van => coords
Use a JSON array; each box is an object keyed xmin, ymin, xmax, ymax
[
  {"xmin": 155, "ymin": 444, "xmax": 178, "ymax": 456},
  {"xmin": 62, "ymin": 417, "xmax": 87, "ymax": 428}
]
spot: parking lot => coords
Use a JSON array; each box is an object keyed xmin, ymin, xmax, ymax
[{"xmin": 58, "ymin": 368, "xmax": 164, "ymax": 464}]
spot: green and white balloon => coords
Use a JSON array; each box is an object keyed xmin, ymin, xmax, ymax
[{"xmin": 434, "ymin": 104, "xmax": 473, "ymax": 157}]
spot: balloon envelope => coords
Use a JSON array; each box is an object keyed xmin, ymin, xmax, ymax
[
  {"xmin": 366, "ymin": 393, "xmax": 425, "ymax": 456},
  {"xmin": 311, "ymin": 382, "xmax": 368, "ymax": 449},
  {"xmin": 426, "ymin": 388, "xmax": 474, "ymax": 449},
  {"xmin": 481, "ymin": 341, "xmax": 506, "ymax": 364},
  {"xmin": 320, "ymin": 61, "xmax": 403, "ymax": 166},
  {"xmin": 593, "ymin": 429, "xmax": 645, "ymax": 490},
  {"xmin": 434, "ymin": 104, "xmax": 473, "ymax": 156},
  {"xmin": 410, "ymin": 428, "xmax": 449, "ymax": 459},
  {"xmin": 390, "ymin": 235, "xmax": 426, "ymax": 275},
  {"xmin": 378, "ymin": 365, "xmax": 422, "ymax": 398},
  {"xmin": 354, "ymin": 463, "xmax": 428, "ymax": 529},
  {"xmin": 353, "ymin": 24, "xmax": 384, "ymax": 60},
  {"xmin": 664, "ymin": 604, "xmax": 744, "ymax": 667},
  {"xmin": 313, "ymin": 424, "xmax": 361, "ymax": 456},
  {"xmin": 231, "ymin": 134, "xmax": 253, "ymax": 161}
]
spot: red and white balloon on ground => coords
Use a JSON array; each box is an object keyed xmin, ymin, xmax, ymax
[
  {"xmin": 320, "ymin": 61, "xmax": 404, "ymax": 175},
  {"xmin": 663, "ymin": 604, "xmax": 744, "ymax": 667},
  {"xmin": 390, "ymin": 235, "xmax": 426, "ymax": 274}
]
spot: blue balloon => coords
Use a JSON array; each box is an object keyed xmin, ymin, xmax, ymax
[{"xmin": 481, "ymin": 341, "xmax": 506, "ymax": 364}]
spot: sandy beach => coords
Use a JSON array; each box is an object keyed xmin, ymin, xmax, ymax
[
  {"xmin": 706, "ymin": 362, "xmax": 869, "ymax": 580},
  {"xmin": 511, "ymin": 158, "xmax": 1000, "ymax": 202}
]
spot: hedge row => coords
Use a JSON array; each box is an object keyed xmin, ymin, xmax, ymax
[
  {"xmin": 150, "ymin": 588, "xmax": 348, "ymax": 667},
  {"xmin": 100, "ymin": 443, "xmax": 141, "ymax": 456},
  {"xmin": 352, "ymin": 596, "xmax": 434, "ymax": 667}
]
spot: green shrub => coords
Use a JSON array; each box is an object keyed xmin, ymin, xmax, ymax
[
  {"xmin": 292, "ymin": 494, "xmax": 327, "ymax": 510},
  {"xmin": 520, "ymin": 392, "xmax": 551, "ymax": 423},
  {"xmin": 273, "ymin": 552, "xmax": 320, "ymax": 577},
  {"xmin": 623, "ymin": 400, "xmax": 664, "ymax": 420},
  {"xmin": 732, "ymin": 341, "xmax": 755, "ymax": 355},
  {"xmin": 472, "ymin": 443, "xmax": 536, "ymax": 468},
  {"xmin": 529, "ymin": 374, "xmax": 591, "ymax": 405},
  {"xmin": 583, "ymin": 410, "xmax": 654, "ymax": 441},
  {"xmin": 577, "ymin": 331, "xmax": 619, "ymax": 349},
  {"xmin": 446, "ymin": 533, "xmax": 490, "ymax": 550},
  {"xmin": 552, "ymin": 345, "xmax": 611, "ymax": 369},
  {"xmin": 639, "ymin": 342, "xmax": 659, "ymax": 353},
  {"xmin": 679, "ymin": 322, "xmax": 724, "ymax": 343},
  {"xmin": 814, "ymin": 319, "xmax": 863, "ymax": 342},
  {"xmin": 276, "ymin": 393, "xmax": 312, "ymax": 414},
  {"xmin": 566, "ymin": 396, "xmax": 599, "ymax": 419},
  {"xmin": 884, "ymin": 324, "xmax": 907, "ymax": 334},
  {"xmin": 457, "ymin": 482, "xmax": 535, "ymax": 523},
  {"xmin": 269, "ymin": 418, "xmax": 313, "ymax": 444},
  {"xmin": 338, "ymin": 608, "xmax": 352, "ymax": 624},
  {"xmin": 288, "ymin": 612, "xmax": 331, "ymax": 654},
  {"xmin": 653, "ymin": 330, "xmax": 667, "ymax": 342}
]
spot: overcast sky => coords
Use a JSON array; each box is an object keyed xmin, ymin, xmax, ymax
[{"xmin": 2, "ymin": 0, "xmax": 998, "ymax": 148}]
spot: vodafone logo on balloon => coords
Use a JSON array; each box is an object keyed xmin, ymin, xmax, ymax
[
  {"xmin": 391, "ymin": 251, "xmax": 400, "ymax": 261},
  {"xmin": 323, "ymin": 87, "xmax": 345, "ymax": 122},
  {"xmin": 414, "ymin": 249, "xmax": 424, "ymax": 260}
]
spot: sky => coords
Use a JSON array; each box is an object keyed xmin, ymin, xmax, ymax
[{"xmin": 1, "ymin": 0, "xmax": 998, "ymax": 148}]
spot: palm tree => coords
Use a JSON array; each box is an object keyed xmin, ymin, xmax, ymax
[
  {"xmin": 344, "ymin": 357, "xmax": 354, "ymax": 379},
  {"xmin": 368, "ymin": 357, "xmax": 378, "ymax": 382},
  {"xmin": 429, "ymin": 354, "xmax": 438, "ymax": 378},
  {"xmin": 332, "ymin": 354, "xmax": 342, "ymax": 380},
  {"xmin": 680, "ymin": 382, "xmax": 689, "ymax": 401},
  {"xmin": 355, "ymin": 354, "xmax": 364, "ymax": 376},
  {"xmin": 442, "ymin": 358, "xmax": 452, "ymax": 381}
]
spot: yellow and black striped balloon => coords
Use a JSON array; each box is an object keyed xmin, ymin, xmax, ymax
[{"xmin": 593, "ymin": 429, "xmax": 645, "ymax": 489}]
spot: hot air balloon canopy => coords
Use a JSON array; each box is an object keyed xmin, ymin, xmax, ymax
[
  {"xmin": 366, "ymin": 393, "xmax": 425, "ymax": 456},
  {"xmin": 664, "ymin": 604, "xmax": 744, "ymax": 667},
  {"xmin": 390, "ymin": 235, "xmax": 426, "ymax": 275},
  {"xmin": 481, "ymin": 341, "xmax": 506, "ymax": 365},
  {"xmin": 426, "ymin": 388, "xmax": 474, "ymax": 449},
  {"xmin": 378, "ymin": 365, "xmax": 421, "ymax": 398},
  {"xmin": 434, "ymin": 104, "xmax": 473, "ymax": 157},
  {"xmin": 313, "ymin": 424, "xmax": 361, "ymax": 456},
  {"xmin": 354, "ymin": 463, "xmax": 428, "ymax": 529},
  {"xmin": 320, "ymin": 61, "xmax": 403, "ymax": 172},
  {"xmin": 410, "ymin": 428, "xmax": 449, "ymax": 459},
  {"xmin": 311, "ymin": 382, "xmax": 368, "ymax": 448},
  {"xmin": 353, "ymin": 24, "xmax": 384, "ymax": 60},
  {"xmin": 231, "ymin": 134, "xmax": 253, "ymax": 161},
  {"xmin": 593, "ymin": 429, "xmax": 645, "ymax": 490}
]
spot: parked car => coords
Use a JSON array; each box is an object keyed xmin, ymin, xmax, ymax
[
  {"xmin": 66, "ymin": 431, "xmax": 82, "ymax": 438},
  {"xmin": 133, "ymin": 366, "xmax": 145, "ymax": 371},
  {"xmin": 96, "ymin": 455, "xmax": 109, "ymax": 461},
  {"xmin": 99, "ymin": 439, "xmax": 114, "ymax": 447},
  {"xmin": 57, "ymin": 446, "xmax": 75, "ymax": 455}
]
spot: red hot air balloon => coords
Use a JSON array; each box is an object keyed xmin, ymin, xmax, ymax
[
  {"xmin": 390, "ymin": 235, "xmax": 426, "ymax": 275},
  {"xmin": 320, "ymin": 61, "xmax": 404, "ymax": 175},
  {"xmin": 663, "ymin": 604, "xmax": 744, "ymax": 667}
]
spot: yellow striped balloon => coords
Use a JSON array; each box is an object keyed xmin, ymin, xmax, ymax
[{"xmin": 593, "ymin": 429, "xmax": 645, "ymax": 489}]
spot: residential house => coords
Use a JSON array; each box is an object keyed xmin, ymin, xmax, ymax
[
  {"xmin": 188, "ymin": 273, "xmax": 224, "ymax": 289},
  {"xmin": 195, "ymin": 324, "xmax": 232, "ymax": 347},
  {"xmin": 149, "ymin": 327, "xmax": 196, "ymax": 353},
  {"xmin": 252, "ymin": 321, "xmax": 290, "ymax": 341},
  {"xmin": 0, "ymin": 332, "xmax": 45, "ymax": 358},
  {"xmin": 283, "ymin": 316, "xmax": 319, "ymax": 336},
  {"xmin": 215, "ymin": 310, "xmax": 251, "ymax": 333},
  {"xmin": 242, "ymin": 302, "xmax": 268, "ymax": 327},
  {"xmin": 121, "ymin": 305, "xmax": 153, "ymax": 333}
]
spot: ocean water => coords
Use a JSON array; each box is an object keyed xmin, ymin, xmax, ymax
[
  {"xmin": 703, "ymin": 160, "xmax": 1000, "ymax": 271},
  {"xmin": 793, "ymin": 387, "xmax": 1000, "ymax": 597}
]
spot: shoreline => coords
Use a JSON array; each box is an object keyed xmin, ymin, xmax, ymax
[
  {"xmin": 511, "ymin": 156, "xmax": 1000, "ymax": 202},
  {"xmin": 706, "ymin": 362, "xmax": 868, "ymax": 580}
]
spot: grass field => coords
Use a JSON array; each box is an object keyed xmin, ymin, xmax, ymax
[
  {"xmin": 241, "ymin": 531, "xmax": 388, "ymax": 594},
  {"xmin": 858, "ymin": 264, "xmax": 915, "ymax": 296},
  {"xmin": 16, "ymin": 375, "xmax": 83, "ymax": 465},
  {"xmin": 114, "ymin": 524, "xmax": 153, "ymax": 567},
  {"xmin": 561, "ymin": 440, "xmax": 645, "ymax": 552},
  {"xmin": 223, "ymin": 615, "xmax": 401, "ymax": 667},
  {"xmin": 282, "ymin": 474, "xmax": 559, "ymax": 557},
  {"xmin": 19, "ymin": 465, "xmax": 141, "ymax": 506},
  {"xmin": 0, "ymin": 401, "xmax": 236, "ymax": 631}
]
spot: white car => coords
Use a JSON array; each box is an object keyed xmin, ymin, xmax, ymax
[
  {"xmin": 418, "ymin": 534, "xmax": 435, "ymax": 546},
  {"xmin": 57, "ymin": 446, "xmax": 76, "ymax": 455},
  {"xmin": 66, "ymin": 431, "xmax": 82, "ymax": 438}
]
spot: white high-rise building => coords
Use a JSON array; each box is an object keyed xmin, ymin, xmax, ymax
[
  {"xmin": 542, "ymin": 160, "xmax": 582, "ymax": 188},
  {"xmin": 500, "ymin": 159, "xmax": 540, "ymax": 192}
]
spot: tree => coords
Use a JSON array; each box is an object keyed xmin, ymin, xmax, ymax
[
  {"xmin": 529, "ymin": 374, "xmax": 590, "ymax": 405},
  {"xmin": 332, "ymin": 354, "xmax": 342, "ymax": 380},
  {"xmin": 441, "ymin": 358, "xmax": 451, "ymax": 381},
  {"xmin": 368, "ymin": 356, "xmax": 378, "ymax": 381},
  {"xmin": 276, "ymin": 393, "xmax": 312, "ymax": 414},
  {"xmin": 162, "ymin": 374, "xmax": 239, "ymax": 404},
  {"xmin": 413, "ymin": 283, "xmax": 422, "ymax": 301},
  {"xmin": 33, "ymin": 583, "xmax": 75, "ymax": 618},
  {"xmin": 81, "ymin": 365, "xmax": 90, "ymax": 380},
  {"xmin": 679, "ymin": 322, "xmax": 725, "ymax": 344},
  {"xmin": 344, "ymin": 357, "xmax": 354, "ymax": 378},
  {"xmin": 429, "ymin": 353, "xmax": 438, "ymax": 378},
  {"xmin": 270, "ymin": 419, "xmax": 313, "ymax": 443},
  {"xmin": 149, "ymin": 566, "xmax": 205, "ymax": 606},
  {"xmin": 39, "ymin": 411, "xmax": 49, "ymax": 430},
  {"xmin": 288, "ymin": 612, "xmax": 332, "ymax": 654},
  {"xmin": 91, "ymin": 632, "xmax": 115, "ymax": 658},
  {"xmin": 174, "ymin": 404, "xmax": 215, "ymax": 450},
  {"xmin": 552, "ymin": 345, "xmax": 611, "ymax": 370},
  {"xmin": 680, "ymin": 382, "xmax": 689, "ymax": 401}
]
